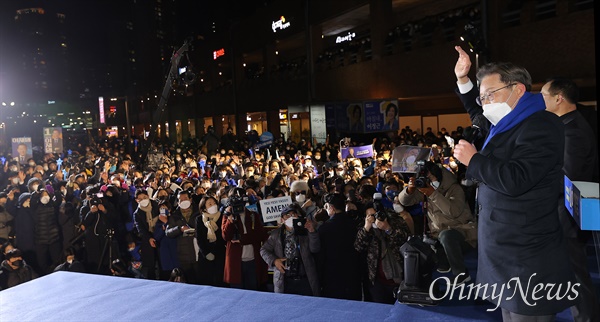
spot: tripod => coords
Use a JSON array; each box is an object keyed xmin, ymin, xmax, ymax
[{"xmin": 97, "ymin": 228, "xmax": 117, "ymax": 274}]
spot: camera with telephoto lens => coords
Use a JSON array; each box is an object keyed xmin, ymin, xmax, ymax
[
  {"xmin": 372, "ymin": 193, "xmax": 389, "ymax": 221},
  {"xmin": 414, "ymin": 161, "xmax": 430, "ymax": 188},
  {"xmin": 285, "ymin": 256, "xmax": 302, "ymax": 279}
]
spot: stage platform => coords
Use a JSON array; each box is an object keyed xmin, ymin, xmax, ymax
[
  {"xmin": 1, "ymin": 247, "xmax": 597, "ymax": 322},
  {"xmin": 1, "ymin": 271, "xmax": 502, "ymax": 322}
]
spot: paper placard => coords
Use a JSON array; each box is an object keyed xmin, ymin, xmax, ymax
[{"xmin": 259, "ymin": 196, "xmax": 292, "ymax": 223}]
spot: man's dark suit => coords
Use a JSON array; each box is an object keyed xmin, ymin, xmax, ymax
[{"xmin": 457, "ymin": 87, "xmax": 575, "ymax": 315}]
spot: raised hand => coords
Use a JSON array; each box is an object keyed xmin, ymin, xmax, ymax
[{"xmin": 454, "ymin": 46, "xmax": 472, "ymax": 84}]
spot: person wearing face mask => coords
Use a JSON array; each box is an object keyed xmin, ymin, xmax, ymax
[
  {"xmin": 453, "ymin": 47, "xmax": 576, "ymax": 320},
  {"xmin": 399, "ymin": 161, "xmax": 475, "ymax": 285},
  {"xmin": 133, "ymin": 190, "xmax": 160, "ymax": 280},
  {"xmin": 260, "ymin": 204, "xmax": 320, "ymax": 296},
  {"xmin": 0, "ymin": 248, "xmax": 37, "ymax": 289},
  {"xmin": 355, "ymin": 201, "xmax": 410, "ymax": 304},
  {"xmin": 153, "ymin": 200, "xmax": 179, "ymax": 281},
  {"xmin": 53, "ymin": 247, "xmax": 85, "ymax": 273},
  {"xmin": 165, "ymin": 190, "xmax": 200, "ymax": 284},
  {"xmin": 9, "ymin": 193, "xmax": 38, "ymax": 273},
  {"xmin": 30, "ymin": 188, "xmax": 61, "ymax": 275},
  {"xmin": 289, "ymin": 180, "xmax": 318, "ymax": 222},
  {"xmin": 194, "ymin": 196, "xmax": 226, "ymax": 287}
]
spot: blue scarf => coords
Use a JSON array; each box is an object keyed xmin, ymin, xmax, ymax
[{"xmin": 482, "ymin": 92, "xmax": 545, "ymax": 149}]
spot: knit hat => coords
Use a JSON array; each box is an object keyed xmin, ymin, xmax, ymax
[
  {"xmin": 290, "ymin": 180, "xmax": 309, "ymax": 193},
  {"xmin": 18, "ymin": 192, "xmax": 31, "ymax": 205}
]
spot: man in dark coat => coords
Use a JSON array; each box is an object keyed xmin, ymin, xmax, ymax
[
  {"xmin": 541, "ymin": 78, "xmax": 600, "ymax": 322},
  {"xmin": 453, "ymin": 46, "xmax": 577, "ymax": 320},
  {"xmin": 318, "ymin": 193, "xmax": 361, "ymax": 300},
  {"xmin": 0, "ymin": 248, "xmax": 37, "ymax": 289}
]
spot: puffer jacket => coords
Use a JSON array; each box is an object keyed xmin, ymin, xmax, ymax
[
  {"xmin": 398, "ymin": 168, "xmax": 476, "ymax": 247},
  {"xmin": 31, "ymin": 193, "xmax": 60, "ymax": 245}
]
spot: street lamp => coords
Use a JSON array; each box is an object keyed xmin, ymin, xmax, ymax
[{"xmin": 110, "ymin": 97, "xmax": 131, "ymax": 137}]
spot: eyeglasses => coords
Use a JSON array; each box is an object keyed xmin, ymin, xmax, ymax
[{"xmin": 476, "ymin": 83, "xmax": 516, "ymax": 106}]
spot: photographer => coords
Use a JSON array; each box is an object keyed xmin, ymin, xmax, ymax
[
  {"xmin": 133, "ymin": 189, "xmax": 160, "ymax": 280},
  {"xmin": 398, "ymin": 161, "xmax": 476, "ymax": 285},
  {"xmin": 81, "ymin": 191, "xmax": 118, "ymax": 274},
  {"xmin": 222, "ymin": 187, "xmax": 267, "ymax": 290},
  {"xmin": 260, "ymin": 204, "xmax": 320, "ymax": 296},
  {"xmin": 354, "ymin": 200, "xmax": 410, "ymax": 304}
]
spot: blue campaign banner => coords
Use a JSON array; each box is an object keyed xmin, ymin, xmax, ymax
[
  {"xmin": 364, "ymin": 100, "xmax": 399, "ymax": 132},
  {"xmin": 334, "ymin": 104, "xmax": 350, "ymax": 132},
  {"xmin": 325, "ymin": 104, "xmax": 336, "ymax": 128},
  {"xmin": 346, "ymin": 103, "xmax": 364, "ymax": 133},
  {"xmin": 341, "ymin": 145, "xmax": 373, "ymax": 160},
  {"xmin": 364, "ymin": 101, "xmax": 384, "ymax": 132}
]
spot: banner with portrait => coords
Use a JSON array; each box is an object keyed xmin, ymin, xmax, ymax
[
  {"xmin": 364, "ymin": 100, "xmax": 398, "ymax": 133},
  {"xmin": 11, "ymin": 137, "xmax": 33, "ymax": 164},
  {"xmin": 340, "ymin": 145, "xmax": 373, "ymax": 160},
  {"xmin": 345, "ymin": 103, "xmax": 364, "ymax": 133},
  {"xmin": 43, "ymin": 127, "xmax": 64, "ymax": 154},
  {"xmin": 391, "ymin": 145, "xmax": 431, "ymax": 173}
]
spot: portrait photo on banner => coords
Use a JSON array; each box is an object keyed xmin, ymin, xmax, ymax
[
  {"xmin": 346, "ymin": 103, "xmax": 364, "ymax": 133},
  {"xmin": 380, "ymin": 100, "xmax": 399, "ymax": 131},
  {"xmin": 391, "ymin": 146, "xmax": 432, "ymax": 173}
]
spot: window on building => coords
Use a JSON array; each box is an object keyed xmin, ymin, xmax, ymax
[
  {"xmin": 535, "ymin": 0, "xmax": 557, "ymax": 20},
  {"xmin": 502, "ymin": 0, "xmax": 524, "ymax": 28}
]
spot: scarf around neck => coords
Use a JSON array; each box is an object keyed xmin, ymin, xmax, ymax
[
  {"xmin": 482, "ymin": 92, "xmax": 545, "ymax": 149},
  {"xmin": 202, "ymin": 211, "xmax": 221, "ymax": 242}
]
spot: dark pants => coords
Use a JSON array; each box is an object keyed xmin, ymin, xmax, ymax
[
  {"xmin": 140, "ymin": 241, "xmax": 157, "ymax": 280},
  {"xmin": 369, "ymin": 278, "xmax": 398, "ymax": 305},
  {"xmin": 230, "ymin": 259, "xmax": 258, "ymax": 291},
  {"xmin": 181, "ymin": 261, "xmax": 199, "ymax": 284},
  {"xmin": 437, "ymin": 229, "xmax": 472, "ymax": 276},
  {"xmin": 566, "ymin": 237, "xmax": 600, "ymax": 322},
  {"xmin": 284, "ymin": 276, "xmax": 313, "ymax": 296},
  {"xmin": 36, "ymin": 242, "xmax": 62, "ymax": 275},
  {"xmin": 198, "ymin": 256, "xmax": 226, "ymax": 287},
  {"xmin": 501, "ymin": 308, "xmax": 555, "ymax": 322}
]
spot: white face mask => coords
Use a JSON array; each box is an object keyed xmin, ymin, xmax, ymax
[
  {"xmin": 314, "ymin": 155, "xmax": 321, "ymax": 160},
  {"xmin": 393, "ymin": 203, "xmax": 404, "ymax": 213},
  {"xmin": 67, "ymin": 259, "xmax": 74, "ymax": 264},
  {"xmin": 284, "ymin": 216, "xmax": 294, "ymax": 228},
  {"xmin": 336, "ymin": 170, "xmax": 344, "ymax": 176},
  {"xmin": 246, "ymin": 171, "xmax": 254, "ymax": 177},
  {"xmin": 10, "ymin": 166, "xmax": 18, "ymax": 172},
  {"xmin": 32, "ymin": 184, "xmax": 39, "ymax": 191},
  {"xmin": 202, "ymin": 182, "xmax": 211, "ymax": 189},
  {"xmin": 41, "ymin": 196, "xmax": 51, "ymax": 204},
  {"xmin": 449, "ymin": 161, "xmax": 457, "ymax": 168},
  {"xmin": 139, "ymin": 199, "xmax": 150, "ymax": 207},
  {"xmin": 179, "ymin": 200, "xmax": 191, "ymax": 209},
  {"xmin": 220, "ymin": 197, "xmax": 228, "ymax": 206},
  {"xmin": 12, "ymin": 178, "xmax": 19, "ymax": 185},
  {"xmin": 305, "ymin": 161, "xmax": 312, "ymax": 167},
  {"xmin": 482, "ymin": 87, "xmax": 515, "ymax": 126},
  {"xmin": 431, "ymin": 181, "xmax": 440, "ymax": 189},
  {"xmin": 372, "ymin": 223, "xmax": 378, "ymax": 230},
  {"xmin": 296, "ymin": 194, "xmax": 306, "ymax": 203},
  {"xmin": 206, "ymin": 205, "xmax": 218, "ymax": 215}
]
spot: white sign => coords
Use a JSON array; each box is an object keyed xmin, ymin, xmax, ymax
[
  {"xmin": 272, "ymin": 16, "xmax": 291, "ymax": 33},
  {"xmin": 336, "ymin": 32, "xmax": 356, "ymax": 44},
  {"xmin": 259, "ymin": 196, "xmax": 292, "ymax": 222},
  {"xmin": 310, "ymin": 105, "xmax": 327, "ymax": 144},
  {"xmin": 98, "ymin": 96, "xmax": 105, "ymax": 124}
]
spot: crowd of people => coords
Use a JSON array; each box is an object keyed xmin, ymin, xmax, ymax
[
  {"xmin": 0, "ymin": 117, "xmax": 476, "ymax": 303},
  {"xmin": 0, "ymin": 47, "xmax": 597, "ymax": 321}
]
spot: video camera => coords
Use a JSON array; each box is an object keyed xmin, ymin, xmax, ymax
[
  {"xmin": 90, "ymin": 193, "xmax": 103, "ymax": 206},
  {"xmin": 414, "ymin": 161, "xmax": 429, "ymax": 188},
  {"xmin": 226, "ymin": 193, "xmax": 248, "ymax": 215},
  {"xmin": 372, "ymin": 193, "xmax": 389, "ymax": 221}
]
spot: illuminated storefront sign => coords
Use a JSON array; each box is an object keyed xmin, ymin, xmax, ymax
[
  {"xmin": 213, "ymin": 48, "xmax": 225, "ymax": 60},
  {"xmin": 98, "ymin": 96, "xmax": 105, "ymax": 124},
  {"xmin": 272, "ymin": 16, "xmax": 290, "ymax": 33},
  {"xmin": 336, "ymin": 32, "xmax": 356, "ymax": 44}
]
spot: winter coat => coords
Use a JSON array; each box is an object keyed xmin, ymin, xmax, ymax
[
  {"xmin": 165, "ymin": 207, "xmax": 200, "ymax": 265},
  {"xmin": 260, "ymin": 226, "xmax": 320, "ymax": 295},
  {"xmin": 0, "ymin": 205, "xmax": 14, "ymax": 240},
  {"xmin": 0, "ymin": 260, "xmax": 37, "ymax": 289},
  {"xmin": 31, "ymin": 194, "xmax": 60, "ymax": 246},
  {"xmin": 222, "ymin": 209, "xmax": 267, "ymax": 285},
  {"xmin": 398, "ymin": 168, "xmax": 476, "ymax": 247}
]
